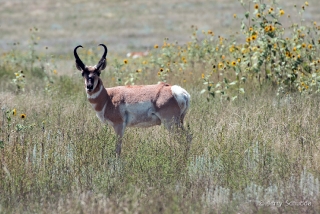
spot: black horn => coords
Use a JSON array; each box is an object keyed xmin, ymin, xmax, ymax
[
  {"xmin": 99, "ymin": 44, "xmax": 108, "ymax": 59},
  {"xmin": 74, "ymin": 45, "xmax": 85, "ymax": 70},
  {"xmin": 96, "ymin": 44, "xmax": 108, "ymax": 70}
]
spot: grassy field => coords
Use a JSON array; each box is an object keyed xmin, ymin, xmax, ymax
[{"xmin": 1, "ymin": 0, "xmax": 320, "ymax": 213}]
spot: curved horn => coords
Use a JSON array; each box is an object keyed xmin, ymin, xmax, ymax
[
  {"xmin": 96, "ymin": 44, "xmax": 108, "ymax": 70},
  {"xmin": 99, "ymin": 44, "xmax": 108, "ymax": 59},
  {"xmin": 74, "ymin": 45, "xmax": 85, "ymax": 70}
]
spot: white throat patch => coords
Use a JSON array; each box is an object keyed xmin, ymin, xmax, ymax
[{"xmin": 87, "ymin": 85, "xmax": 103, "ymax": 99}]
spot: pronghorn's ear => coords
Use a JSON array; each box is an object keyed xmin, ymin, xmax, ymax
[
  {"xmin": 76, "ymin": 62, "xmax": 84, "ymax": 71},
  {"xmin": 74, "ymin": 45, "xmax": 86, "ymax": 71},
  {"xmin": 96, "ymin": 58, "xmax": 107, "ymax": 71},
  {"xmin": 96, "ymin": 44, "xmax": 108, "ymax": 71}
]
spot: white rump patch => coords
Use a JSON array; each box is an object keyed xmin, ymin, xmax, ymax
[{"xmin": 171, "ymin": 85, "xmax": 191, "ymax": 113}]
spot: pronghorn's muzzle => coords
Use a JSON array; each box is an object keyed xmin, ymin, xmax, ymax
[{"xmin": 86, "ymin": 78, "xmax": 94, "ymax": 91}]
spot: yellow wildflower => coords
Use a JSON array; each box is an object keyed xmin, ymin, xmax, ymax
[
  {"xmin": 207, "ymin": 30, "xmax": 213, "ymax": 35},
  {"xmin": 269, "ymin": 7, "xmax": 274, "ymax": 13},
  {"xmin": 279, "ymin": 9, "xmax": 285, "ymax": 16}
]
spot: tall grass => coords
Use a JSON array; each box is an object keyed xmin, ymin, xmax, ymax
[{"xmin": 1, "ymin": 0, "xmax": 320, "ymax": 213}]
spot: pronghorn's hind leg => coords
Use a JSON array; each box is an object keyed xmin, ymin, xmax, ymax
[
  {"xmin": 171, "ymin": 85, "xmax": 192, "ymax": 145},
  {"xmin": 163, "ymin": 116, "xmax": 193, "ymax": 156}
]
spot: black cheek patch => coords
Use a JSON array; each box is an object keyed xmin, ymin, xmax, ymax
[{"xmin": 82, "ymin": 71, "xmax": 89, "ymax": 77}]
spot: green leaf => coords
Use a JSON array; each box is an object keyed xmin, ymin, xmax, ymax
[
  {"xmin": 0, "ymin": 140, "xmax": 4, "ymax": 149},
  {"xmin": 245, "ymin": 12, "xmax": 249, "ymax": 19}
]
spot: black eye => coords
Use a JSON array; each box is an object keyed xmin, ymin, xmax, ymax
[{"xmin": 82, "ymin": 71, "xmax": 89, "ymax": 77}]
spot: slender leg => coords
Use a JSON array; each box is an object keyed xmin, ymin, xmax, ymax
[{"xmin": 113, "ymin": 123, "xmax": 125, "ymax": 158}]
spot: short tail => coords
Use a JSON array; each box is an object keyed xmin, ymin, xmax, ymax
[{"xmin": 171, "ymin": 85, "xmax": 191, "ymax": 124}]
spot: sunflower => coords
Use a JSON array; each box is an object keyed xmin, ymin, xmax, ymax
[
  {"xmin": 269, "ymin": 25, "xmax": 275, "ymax": 32},
  {"xmin": 254, "ymin": 4, "xmax": 259, "ymax": 9},
  {"xmin": 12, "ymin": 109, "xmax": 16, "ymax": 116},
  {"xmin": 231, "ymin": 61, "xmax": 237, "ymax": 66},
  {"xmin": 123, "ymin": 59, "xmax": 128, "ymax": 64},
  {"xmin": 154, "ymin": 44, "xmax": 159, "ymax": 49},
  {"xmin": 279, "ymin": 9, "xmax": 285, "ymax": 16},
  {"xmin": 20, "ymin": 114, "xmax": 26, "ymax": 119}
]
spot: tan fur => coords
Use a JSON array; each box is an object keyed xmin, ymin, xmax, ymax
[{"xmin": 74, "ymin": 45, "xmax": 191, "ymax": 157}]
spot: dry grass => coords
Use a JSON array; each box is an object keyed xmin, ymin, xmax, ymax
[{"xmin": 1, "ymin": 0, "xmax": 320, "ymax": 213}]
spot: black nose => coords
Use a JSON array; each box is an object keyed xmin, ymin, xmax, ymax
[
  {"xmin": 87, "ymin": 84, "xmax": 93, "ymax": 90},
  {"xmin": 87, "ymin": 78, "xmax": 94, "ymax": 90}
]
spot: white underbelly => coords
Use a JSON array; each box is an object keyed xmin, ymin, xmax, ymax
[{"xmin": 122, "ymin": 102, "xmax": 161, "ymax": 127}]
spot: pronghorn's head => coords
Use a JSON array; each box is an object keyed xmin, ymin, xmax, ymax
[{"xmin": 74, "ymin": 44, "xmax": 108, "ymax": 92}]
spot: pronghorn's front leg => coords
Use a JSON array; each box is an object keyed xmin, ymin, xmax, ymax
[{"xmin": 113, "ymin": 123, "xmax": 126, "ymax": 157}]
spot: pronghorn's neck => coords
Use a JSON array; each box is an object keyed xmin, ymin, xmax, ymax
[{"xmin": 86, "ymin": 78, "xmax": 108, "ymax": 112}]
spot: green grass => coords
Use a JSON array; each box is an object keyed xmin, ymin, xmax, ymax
[
  {"xmin": 1, "ymin": 0, "xmax": 320, "ymax": 213},
  {"xmin": 1, "ymin": 83, "xmax": 320, "ymax": 213}
]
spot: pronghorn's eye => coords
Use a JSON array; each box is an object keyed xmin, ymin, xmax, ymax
[{"xmin": 82, "ymin": 71, "xmax": 89, "ymax": 77}]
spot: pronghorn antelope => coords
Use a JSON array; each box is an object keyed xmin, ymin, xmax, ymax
[
  {"xmin": 126, "ymin": 50, "xmax": 149, "ymax": 59},
  {"xmin": 74, "ymin": 44, "xmax": 191, "ymax": 157}
]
